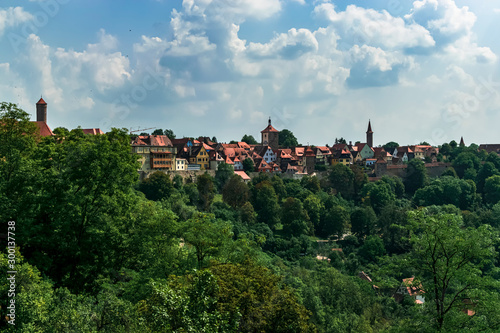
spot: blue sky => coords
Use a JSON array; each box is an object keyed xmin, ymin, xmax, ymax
[{"xmin": 1, "ymin": 0, "xmax": 500, "ymax": 146}]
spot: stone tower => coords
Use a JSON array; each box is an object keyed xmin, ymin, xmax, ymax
[
  {"xmin": 366, "ymin": 120, "xmax": 373, "ymax": 148},
  {"xmin": 36, "ymin": 97, "xmax": 47, "ymax": 122},
  {"xmin": 261, "ymin": 117, "xmax": 280, "ymax": 150}
]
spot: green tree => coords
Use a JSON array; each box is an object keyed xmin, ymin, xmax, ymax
[
  {"xmin": 181, "ymin": 213, "xmax": 233, "ymax": 268},
  {"xmin": 138, "ymin": 171, "xmax": 174, "ymax": 201},
  {"xmin": 197, "ymin": 173, "xmax": 216, "ymax": 211},
  {"xmin": 215, "ymin": 162, "xmax": 234, "ymax": 192},
  {"xmin": 151, "ymin": 128, "xmax": 163, "ymax": 135},
  {"xmin": 350, "ymin": 206, "xmax": 377, "ymax": 238},
  {"xmin": 164, "ymin": 128, "xmax": 176, "ymax": 139},
  {"xmin": 404, "ymin": 158, "xmax": 428, "ymax": 194},
  {"xmin": 452, "ymin": 152, "xmax": 480, "ymax": 178},
  {"xmin": 0, "ymin": 102, "xmax": 38, "ymax": 222},
  {"xmin": 253, "ymin": 181, "xmax": 281, "ymax": 229},
  {"xmin": 279, "ymin": 129, "xmax": 299, "ymax": 147},
  {"xmin": 15, "ymin": 128, "xmax": 141, "ymax": 292},
  {"xmin": 359, "ymin": 181, "xmax": 395, "ymax": 214},
  {"xmin": 476, "ymin": 162, "xmax": 499, "ymax": 193},
  {"xmin": 281, "ymin": 197, "xmax": 309, "ymax": 237},
  {"xmin": 243, "ymin": 158, "xmax": 255, "ymax": 173},
  {"xmin": 222, "ymin": 174, "xmax": 250, "ymax": 208},
  {"xmin": 210, "ymin": 261, "xmax": 315, "ymax": 333},
  {"xmin": 406, "ymin": 209, "xmax": 497, "ymax": 331},
  {"xmin": 335, "ymin": 137, "xmax": 347, "ymax": 144},
  {"xmin": 319, "ymin": 205, "xmax": 349, "ymax": 239},
  {"xmin": 241, "ymin": 134, "xmax": 258, "ymax": 144},
  {"xmin": 300, "ymin": 176, "xmax": 321, "ymax": 193},
  {"xmin": 383, "ymin": 141, "xmax": 399, "ymax": 150},
  {"xmin": 303, "ymin": 194, "xmax": 323, "ymax": 232},
  {"xmin": 328, "ymin": 164, "xmax": 355, "ymax": 199},
  {"xmin": 484, "ymin": 175, "xmax": 500, "ymax": 205}
]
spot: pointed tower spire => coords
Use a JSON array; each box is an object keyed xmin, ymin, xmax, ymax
[
  {"xmin": 459, "ymin": 136, "xmax": 465, "ymax": 147},
  {"xmin": 366, "ymin": 120, "xmax": 373, "ymax": 147}
]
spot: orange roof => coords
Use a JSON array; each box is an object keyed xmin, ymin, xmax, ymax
[
  {"xmin": 36, "ymin": 97, "xmax": 47, "ymax": 105},
  {"xmin": 82, "ymin": 128, "xmax": 104, "ymax": 135},
  {"xmin": 33, "ymin": 121, "xmax": 54, "ymax": 136},
  {"xmin": 234, "ymin": 170, "xmax": 251, "ymax": 180},
  {"xmin": 261, "ymin": 124, "xmax": 279, "ymax": 133}
]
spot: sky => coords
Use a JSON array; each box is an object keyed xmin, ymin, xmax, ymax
[{"xmin": 1, "ymin": 0, "xmax": 500, "ymax": 147}]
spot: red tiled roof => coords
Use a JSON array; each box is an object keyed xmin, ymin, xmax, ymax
[
  {"xmin": 234, "ymin": 170, "xmax": 251, "ymax": 180},
  {"xmin": 132, "ymin": 135, "xmax": 173, "ymax": 147},
  {"xmin": 81, "ymin": 128, "xmax": 104, "ymax": 135},
  {"xmin": 33, "ymin": 121, "xmax": 54, "ymax": 136},
  {"xmin": 36, "ymin": 97, "xmax": 47, "ymax": 105},
  {"xmin": 261, "ymin": 124, "xmax": 279, "ymax": 133}
]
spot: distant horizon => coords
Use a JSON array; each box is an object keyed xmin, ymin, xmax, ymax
[{"xmin": 2, "ymin": 1, "xmax": 500, "ymax": 146}]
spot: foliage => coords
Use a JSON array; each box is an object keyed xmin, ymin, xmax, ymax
[
  {"xmin": 197, "ymin": 173, "xmax": 216, "ymax": 211},
  {"xmin": 279, "ymin": 129, "xmax": 299, "ymax": 147},
  {"xmin": 242, "ymin": 158, "xmax": 255, "ymax": 173},
  {"xmin": 222, "ymin": 174, "xmax": 250, "ymax": 208},
  {"xmin": 406, "ymin": 209, "xmax": 497, "ymax": 331},
  {"xmin": 138, "ymin": 171, "xmax": 174, "ymax": 201},
  {"xmin": 241, "ymin": 134, "xmax": 258, "ymax": 145},
  {"xmin": 215, "ymin": 162, "xmax": 234, "ymax": 192},
  {"xmin": 404, "ymin": 158, "xmax": 428, "ymax": 195}
]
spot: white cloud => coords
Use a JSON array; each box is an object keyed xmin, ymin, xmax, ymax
[
  {"xmin": 0, "ymin": 7, "xmax": 33, "ymax": 36},
  {"xmin": 182, "ymin": 0, "xmax": 282, "ymax": 22},
  {"xmin": 314, "ymin": 3, "xmax": 435, "ymax": 49},
  {"xmin": 406, "ymin": 0, "xmax": 476, "ymax": 44},
  {"xmin": 247, "ymin": 28, "xmax": 318, "ymax": 59}
]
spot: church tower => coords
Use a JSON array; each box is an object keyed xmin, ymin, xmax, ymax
[
  {"xmin": 261, "ymin": 117, "xmax": 280, "ymax": 150},
  {"xmin": 366, "ymin": 120, "xmax": 373, "ymax": 148},
  {"xmin": 36, "ymin": 97, "xmax": 47, "ymax": 123}
]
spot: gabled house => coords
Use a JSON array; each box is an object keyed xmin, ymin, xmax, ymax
[
  {"xmin": 209, "ymin": 150, "xmax": 224, "ymax": 170},
  {"xmin": 253, "ymin": 145, "xmax": 277, "ymax": 164},
  {"xmin": 132, "ymin": 135, "xmax": 177, "ymax": 171},
  {"xmin": 331, "ymin": 149, "xmax": 352, "ymax": 166},
  {"xmin": 187, "ymin": 145, "xmax": 210, "ymax": 170},
  {"xmin": 355, "ymin": 143, "xmax": 375, "ymax": 160}
]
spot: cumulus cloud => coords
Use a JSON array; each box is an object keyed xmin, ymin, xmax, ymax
[
  {"xmin": 182, "ymin": 0, "xmax": 282, "ymax": 22},
  {"xmin": 0, "ymin": 7, "xmax": 33, "ymax": 36},
  {"xmin": 54, "ymin": 30, "xmax": 131, "ymax": 93},
  {"xmin": 314, "ymin": 3, "xmax": 435, "ymax": 50},
  {"xmin": 247, "ymin": 28, "xmax": 318, "ymax": 59}
]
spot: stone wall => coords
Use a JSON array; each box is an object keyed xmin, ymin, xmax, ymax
[
  {"xmin": 138, "ymin": 170, "xmax": 216, "ymax": 182},
  {"xmin": 376, "ymin": 162, "xmax": 451, "ymax": 179}
]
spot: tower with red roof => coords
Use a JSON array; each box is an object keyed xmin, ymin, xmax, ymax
[
  {"xmin": 261, "ymin": 117, "xmax": 280, "ymax": 151},
  {"xmin": 36, "ymin": 97, "xmax": 47, "ymax": 123}
]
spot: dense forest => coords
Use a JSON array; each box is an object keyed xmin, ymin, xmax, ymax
[{"xmin": 1, "ymin": 101, "xmax": 500, "ymax": 332}]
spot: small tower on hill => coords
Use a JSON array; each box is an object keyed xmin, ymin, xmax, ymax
[
  {"xmin": 36, "ymin": 97, "xmax": 47, "ymax": 123},
  {"xmin": 261, "ymin": 117, "xmax": 280, "ymax": 150},
  {"xmin": 366, "ymin": 120, "xmax": 373, "ymax": 148}
]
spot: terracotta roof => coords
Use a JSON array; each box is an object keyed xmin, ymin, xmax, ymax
[
  {"xmin": 402, "ymin": 277, "xmax": 424, "ymax": 297},
  {"xmin": 81, "ymin": 128, "xmax": 104, "ymax": 135},
  {"xmin": 132, "ymin": 135, "xmax": 173, "ymax": 147},
  {"xmin": 234, "ymin": 170, "xmax": 251, "ymax": 180},
  {"xmin": 261, "ymin": 124, "xmax": 279, "ymax": 133},
  {"xmin": 33, "ymin": 121, "xmax": 54, "ymax": 136},
  {"xmin": 36, "ymin": 97, "xmax": 47, "ymax": 105}
]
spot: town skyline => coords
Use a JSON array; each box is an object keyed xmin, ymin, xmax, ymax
[{"xmin": 1, "ymin": 1, "xmax": 500, "ymax": 145}]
